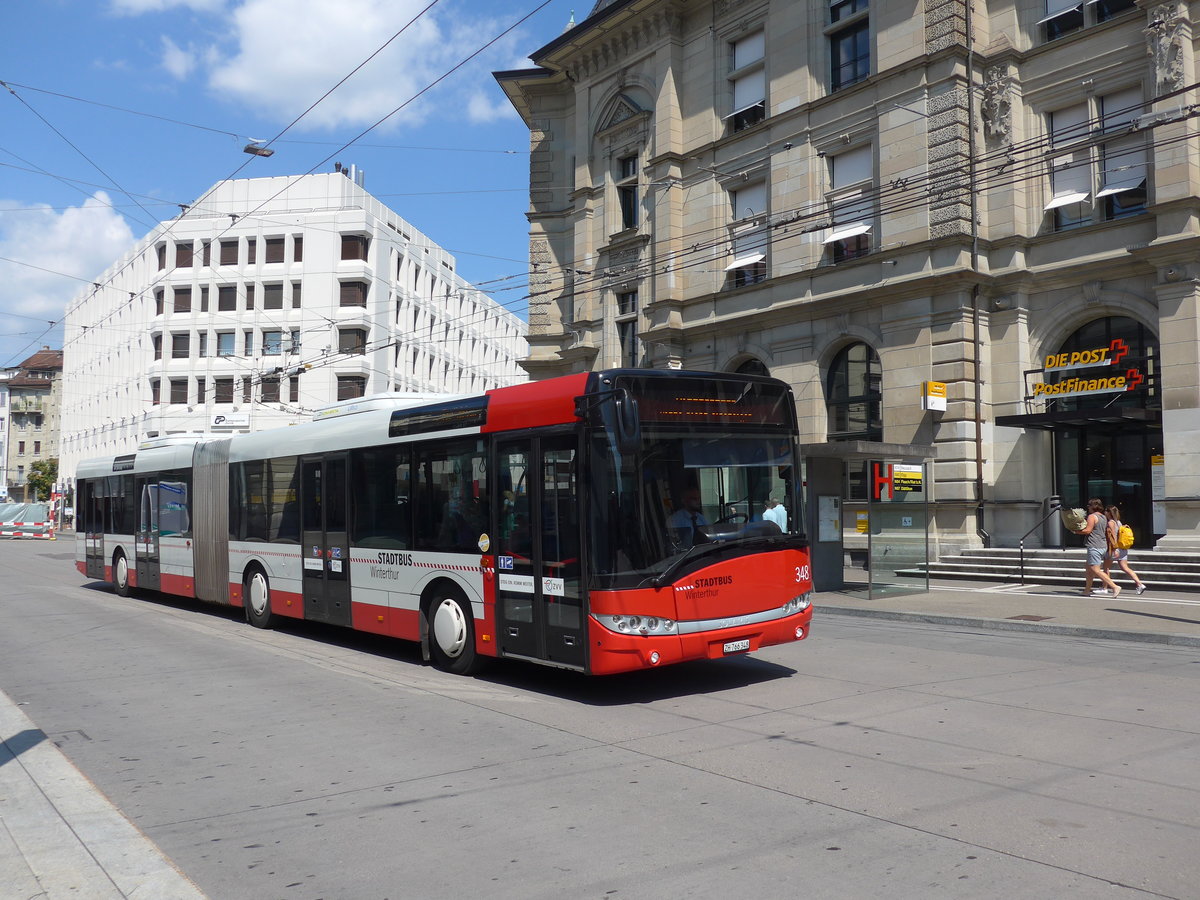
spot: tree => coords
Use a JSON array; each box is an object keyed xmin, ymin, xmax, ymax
[{"xmin": 27, "ymin": 458, "xmax": 58, "ymax": 503}]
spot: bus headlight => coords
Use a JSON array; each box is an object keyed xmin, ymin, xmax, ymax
[
  {"xmin": 783, "ymin": 592, "xmax": 812, "ymax": 615},
  {"xmin": 596, "ymin": 614, "xmax": 679, "ymax": 636}
]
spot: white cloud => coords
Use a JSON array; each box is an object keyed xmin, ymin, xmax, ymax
[
  {"xmin": 0, "ymin": 194, "xmax": 135, "ymax": 364},
  {"xmin": 466, "ymin": 90, "xmax": 517, "ymax": 124},
  {"xmin": 110, "ymin": 0, "xmax": 226, "ymax": 14},
  {"xmin": 206, "ymin": 0, "xmax": 459, "ymax": 129},
  {"xmin": 160, "ymin": 35, "xmax": 198, "ymax": 79}
]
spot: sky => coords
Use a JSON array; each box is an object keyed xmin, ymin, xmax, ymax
[{"xmin": 0, "ymin": 0, "xmax": 582, "ymax": 368}]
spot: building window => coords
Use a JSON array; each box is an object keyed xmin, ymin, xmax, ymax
[
  {"xmin": 196, "ymin": 377, "xmax": 206, "ymax": 403},
  {"xmin": 244, "ymin": 284, "xmax": 255, "ymax": 309},
  {"xmin": 200, "ymin": 287, "xmax": 209, "ymax": 312},
  {"xmin": 218, "ymin": 286, "xmax": 237, "ymax": 311},
  {"xmin": 827, "ymin": 341, "xmax": 882, "ymax": 441},
  {"xmin": 339, "ymin": 328, "xmax": 367, "ymax": 355},
  {"xmin": 617, "ymin": 290, "xmax": 637, "ymax": 315},
  {"xmin": 216, "ymin": 332, "xmax": 235, "ymax": 357},
  {"xmin": 292, "ymin": 281, "xmax": 302, "ymax": 308},
  {"xmin": 1046, "ymin": 103, "xmax": 1090, "ymax": 231},
  {"xmin": 17, "ymin": 441, "xmax": 24, "ymax": 455},
  {"xmin": 340, "ymin": 281, "xmax": 368, "ymax": 307},
  {"xmin": 263, "ymin": 283, "xmax": 284, "ymax": 309},
  {"xmin": 261, "ymin": 377, "xmax": 281, "ymax": 403},
  {"xmin": 829, "ymin": 0, "xmax": 869, "ymax": 91},
  {"xmin": 173, "ymin": 287, "xmax": 191, "ymax": 313},
  {"xmin": 1099, "ymin": 87, "xmax": 1147, "ymax": 220},
  {"xmin": 214, "ymin": 378, "xmax": 234, "ymax": 403},
  {"xmin": 242, "ymin": 377, "xmax": 253, "ymax": 404},
  {"xmin": 170, "ymin": 378, "xmax": 188, "ymax": 405},
  {"xmin": 293, "ymin": 236, "xmax": 303, "ymax": 263},
  {"xmin": 152, "ymin": 334, "xmax": 162, "ymax": 360},
  {"xmin": 156, "ymin": 244, "xmax": 166, "ymax": 270},
  {"xmin": 1042, "ymin": 0, "xmax": 1133, "ymax": 41},
  {"xmin": 617, "ymin": 320, "xmax": 639, "ymax": 368},
  {"xmin": 290, "ymin": 375, "xmax": 300, "ymax": 403},
  {"xmin": 33, "ymin": 441, "xmax": 40, "ymax": 454},
  {"xmin": 155, "ymin": 289, "xmax": 164, "ymax": 316},
  {"xmin": 341, "ymin": 234, "xmax": 369, "ymax": 261},
  {"xmin": 264, "ymin": 237, "xmax": 285, "ymax": 264},
  {"xmin": 175, "ymin": 242, "xmax": 193, "ymax": 268},
  {"xmin": 247, "ymin": 238, "xmax": 257, "ymax": 265},
  {"xmin": 824, "ymin": 145, "xmax": 874, "ymax": 262},
  {"xmin": 337, "ymin": 375, "xmax": 367, "ymax": 400},
  {"xmin": 263, "ymin": 331, "xmax": 284, "ymax": 356},
  {"xmin": 616, "ymin": 156, "xmax": 639, "ymax": 231},
  {"xmin": 171, "ymin": 333, "xmax": 189, "ymax": 359},
  {"xmin": 728, "ymin": 30, "xmax": 766, "ymax": 133},
  {"xmin": 290, "ymin": 329, "xmax": 301, "ymax": 354},
  {"xmin": 725, "ymin": 181, "xmax": 768, "ymax": 288},
  {"xmin": 220, "ymin": 240, "xmax": 238, "ymax": 266},
  {"xmin": 198, "ymin": 333, "xmax": 208, "ymax": 357},
  {"xmin": 202, "ymin": 241, "xmax": 211, "ymax": 267},
  {"xmin": 151, "ymin": 378, "xmax": 161, "ymax": 405},
  {"xmin": 243, "ymin": 330, "xmax": 254, "ymax": 357}
]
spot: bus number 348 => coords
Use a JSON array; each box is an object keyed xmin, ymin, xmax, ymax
[{"xmin": 795, "ymin": 565, "xmax": 811, "ymax": 583}]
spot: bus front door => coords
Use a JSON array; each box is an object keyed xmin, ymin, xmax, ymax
[
  {"xmin": 300, "ymin": 455, "xmax": 352, "ymax": 627},
  {"xmin": 495, "ymin": 436, "xmax": 584, "ymax": 669},
  {"xmin": 135, "ymin": 479, "xmax": 161, "ymax": 591}
]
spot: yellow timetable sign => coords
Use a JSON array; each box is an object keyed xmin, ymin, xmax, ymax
[{"xmin": 893, "ymin": 464, "xmax": 924, "ymax": 492}]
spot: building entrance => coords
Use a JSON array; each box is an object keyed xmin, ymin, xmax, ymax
[{"xmin": 1054, "ymin": 426, "xmax": 1162, "ymax": 548}]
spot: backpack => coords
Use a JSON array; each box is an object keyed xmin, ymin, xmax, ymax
[
  {"xmin": 1117, "ymin": 523, "xmax": 1134, "ymax": 550},
  {"xmin": 1060, "ymin": 507, "xmax": 1087, "ymax": 532}
]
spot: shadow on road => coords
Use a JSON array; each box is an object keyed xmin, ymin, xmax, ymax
[
  {"xmin": 83, "ymin": 582, "xmax": 799, "ymax": 703},
  {"xmin": 0, "ymin": 728, "xmax": 46, "ymax": 768}
]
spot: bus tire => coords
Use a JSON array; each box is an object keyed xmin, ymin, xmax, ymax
[
  {"xmin": 427, "ymin": 587, "xmax": 481, "ymax": 675},
  {"xmin": 244, "ymin": 566, "xmax": 275, "ymax": 629},
  {"xmin": 113, "ymin": 552, "xmax": 131, "ymax": 598}
]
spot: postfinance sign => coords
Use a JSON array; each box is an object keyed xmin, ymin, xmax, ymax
[{"xmin": 1033, "ymin": 338, "xmax": 1145, "ymax": 400}]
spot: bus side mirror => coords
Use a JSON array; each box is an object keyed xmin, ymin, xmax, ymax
[{"xmin": 615, "ymin": 391, "xmax": 641, "ymax": 453}]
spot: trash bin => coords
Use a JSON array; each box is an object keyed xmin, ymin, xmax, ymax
[{"xmin": 1043, "ymin": 495, "xmax": 1062, "ymax": 548}]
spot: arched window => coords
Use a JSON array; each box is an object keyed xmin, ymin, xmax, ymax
[
  {"xmin": 736, "ymin": 358, "xmax": 770, "ymax": 377},
  {"xmin": 827, "ymin": 342, "xmax": 882, "ymax": 441},
  {"xmin": 1051, "ymin": 316, "xmax": 1158, "ymax": 412}
]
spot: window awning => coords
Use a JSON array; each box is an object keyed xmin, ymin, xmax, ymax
[
  {"xmin": 1037, "ymin": 4, "xmax": 1081, "ymax": 25},
  {"xmin": 1096, "ymin": 177, "xmax": 1146, "ymax": 198},
  {"xmin": 725, "ymin": 253, "xmax": 765, "ymax": 271},
  {"xmin": 822, "ymin": 223, "xmax": 871, "ymax": 243},
  {"xmin": 722, "ymin": 100, "xmax": 765, "ymax": 120},
  {"xmin": 1044, "ymin": 191, "xmax": 1089, "ymax": 210}
]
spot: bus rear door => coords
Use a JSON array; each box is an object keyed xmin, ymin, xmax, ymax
[
  {"xmin": 300, "ymin": 454, "xmax": 352, "ymax": 626},
  {"xmin": 495, "ymin": 436, "xmax": 584, "ymax": 669}
]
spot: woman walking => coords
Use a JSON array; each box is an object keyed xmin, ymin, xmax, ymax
[
  {"xmin": 1074, "ymin": 498, "xmax": 1120, "ymax": 597},
  {"xmin": 1104, "ymin": 505, "xmax": 1147, "ymax": 595}
]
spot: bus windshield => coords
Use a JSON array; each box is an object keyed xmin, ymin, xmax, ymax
[{"xmin": 587, "ymin": 427, "xmax": 799, "ymax": 589}]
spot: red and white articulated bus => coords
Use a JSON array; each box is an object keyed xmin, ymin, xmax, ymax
[{"xmin": 75, "ymin": 369, "xmax": 813, "ymax": 676}]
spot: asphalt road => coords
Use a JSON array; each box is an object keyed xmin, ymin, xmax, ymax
[{"xmin": 2, "ymin": 538, "xmax": 1199, "ymax": 899}]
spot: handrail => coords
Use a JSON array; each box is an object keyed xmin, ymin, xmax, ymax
[{"xmin": 1018, "ymin": 503, "xmax": 1063, "ymax": 586}]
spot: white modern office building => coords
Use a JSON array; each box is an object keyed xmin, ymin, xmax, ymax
[{"xmin": 60, "ymin": 171, "xmax": 528, "ymax": 486}]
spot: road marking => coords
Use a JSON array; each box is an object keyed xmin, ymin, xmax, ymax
[{"xmin": 927, "ymin": 583, "xmax": 1200, "ymax": 607}]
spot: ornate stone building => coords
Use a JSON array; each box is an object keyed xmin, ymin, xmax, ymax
[{"xmin": 496, "ymin": 0, "xmax": 1200, "ymax": 553}]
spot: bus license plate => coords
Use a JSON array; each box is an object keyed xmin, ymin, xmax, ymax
[{"xmin": 723, "ymin": 639, "xmax": 750, "ymax": 654}]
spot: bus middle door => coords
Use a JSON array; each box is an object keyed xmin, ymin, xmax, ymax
[
  {"xmin": 300, "ymin": 455, "xmax": 352, "ymax": 627},
  {"xmin": 135, "ymin": 479, "xmax": 161, "ymax": 591},
  {"xmin": 495, "ymin": 436, "xmax": 584, "ymax": 669}
]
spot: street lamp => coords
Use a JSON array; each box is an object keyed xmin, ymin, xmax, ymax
[{"xmin": 243, "ymin": 141, "xmax": 275, "ymax": 157}]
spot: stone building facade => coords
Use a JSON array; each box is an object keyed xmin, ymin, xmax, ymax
[
  {"xmin": 496, "ymin": 0, "xmax": 1200, "ymax": 553},
  {"xmin": 3, "ymin": 348, "xmax": 63, "ymax": 502}
]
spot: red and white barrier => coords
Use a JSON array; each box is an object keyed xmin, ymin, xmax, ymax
[{"xmin": 0, "ymin": 521, "xmax": 55, "ymax": 539}]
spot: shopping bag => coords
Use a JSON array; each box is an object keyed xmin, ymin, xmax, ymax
[{"xmin": 1060, "ymin": 507, "xmax": 1087, "ymax": 533}]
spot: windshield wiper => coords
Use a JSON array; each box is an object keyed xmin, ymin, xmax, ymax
[{"xmin": 643, "ymin": 538, "xmax": 730, "ymax": 590}]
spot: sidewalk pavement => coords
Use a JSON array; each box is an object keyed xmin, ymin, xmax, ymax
[
  {"xmin": 818, "ymin": 572, "xmax": 1200, "ymax": 647},
  {"xmin": 0, "ymin": 689, "xmax": 206, "ymax": 900},
  {"xmin": 3, "ymin": 575, "xmax": 1198, "ymax": 900}
]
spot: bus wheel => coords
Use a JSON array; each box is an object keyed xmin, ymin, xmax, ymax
[
  {"xmin": 113, "ymin": 552, "xmax": 131, "ymax": 598},
  {"xmin": 428, "ymin": 589, "xmax": 480, "ymax": 675},
  {"xmin": 245, "ymin": 567, "xmax": 275, "ymax": 629}
]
